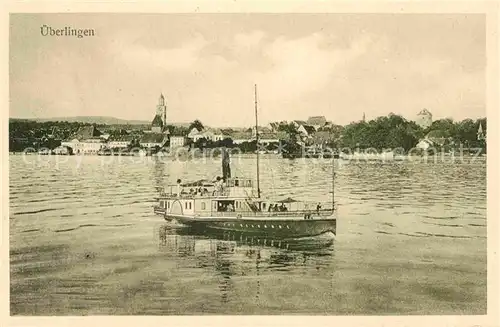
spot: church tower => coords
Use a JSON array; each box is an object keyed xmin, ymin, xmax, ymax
[
  {"xmin": 157, "ymin": 93, "xmax": 167, "ymax": 125},
  {"xmin": 152, "ymin": 93, "xmax": 167, "ymax": 133},
  {"xmin": 477, "ymin": 122, "xmax": 485, "ymax": 141}
]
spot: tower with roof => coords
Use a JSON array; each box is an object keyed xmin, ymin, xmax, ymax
[
  {"xmin": 477, "ymin": 122, "xmax": 485, "ymax": 141},
  {"xmin": 416, "ymin": 108, "xmax": 433, "ymax": 129},
  {"xmin": 151, "ymin": 93, "xmax": 167, "ymax": 133}
]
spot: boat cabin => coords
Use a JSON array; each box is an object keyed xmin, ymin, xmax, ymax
[{"xmin": 156, "ymin": 177, "xmax": 260, "ymax": 217}]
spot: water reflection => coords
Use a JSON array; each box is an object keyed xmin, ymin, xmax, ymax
[
  {"xmin": 158, "ymin": 224, "xmax": 336, "ymax": 305},
  {"xmin": 151, "ymin": 157, "xmax": 168, "ymax": 191},
  {"xmin": 158, "ymin": 224, "xmax": 335, "ymax": 254}
]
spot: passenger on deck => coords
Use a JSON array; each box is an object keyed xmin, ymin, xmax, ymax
[
  {"xmin": 316, "ymin": 203, "xmax": 322, "ymax": 214},
  {"xmin": 227, "ymin": 203, "xmax": 234, "ymax": 212},
  {"xmin": 268, "ymin": 204, "xmax": 274, "ymax": 212},
  {"xmin": 176, "ymin": 179, "xmax": 182, "ymax": 197},
  {"xmin": 214, "ymin": 177, "xmax": 224, "ymax": 195},
  {"xmin": 218, "ymin": 202, "xmax": 225, "ymax": 212},
  {"xmin": 279, "ymin": 204, "xmax": 288, "ymax": 212}
]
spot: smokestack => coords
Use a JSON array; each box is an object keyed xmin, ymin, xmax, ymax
[{"xmin": 222, "ymin": 148, "xmax": 231, "ymax": 181}]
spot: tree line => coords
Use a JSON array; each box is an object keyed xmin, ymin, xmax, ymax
[{"xmin": 337, "ymin": 115, "xmax": 486, "ymax": 152}]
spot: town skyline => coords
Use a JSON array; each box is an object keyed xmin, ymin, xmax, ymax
[
  {"xmin": 9, "ymin": 106, "xmax": 485, "ymax": 130},
  {"xmin": 10, "ymin": 13, "xmax": 486, "ymax": 127}
]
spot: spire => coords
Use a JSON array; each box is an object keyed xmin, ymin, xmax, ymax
[
  {"xmin": 362, "ymin": 112, "xmax": 366, "ymax": 122},
  {"xmin": 477, "ymin": 122, "xmax": 485, "ymax": 140},
  {"xmin": 163, "ymin": 94, "xmax": 167, "ymax": 130},
  {"xmin": 159, "ymin": 93, "xmax": 165, "ymax": 106}
]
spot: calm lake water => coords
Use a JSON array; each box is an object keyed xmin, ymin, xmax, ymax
[{"xmin": 9, "ymin": 154, "xmax": 486, "ymax": 315}]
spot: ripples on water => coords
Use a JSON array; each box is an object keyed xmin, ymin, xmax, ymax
[{"xmin": 9, "ymin": 155, "xmax": 486, "ymax": 315}]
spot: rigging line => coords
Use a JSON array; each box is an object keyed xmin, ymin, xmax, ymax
[{"xmin": 269, "ymin": 164, "xmax": 277, "ymax": 199}]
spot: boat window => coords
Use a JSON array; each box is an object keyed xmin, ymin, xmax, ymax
[
  {"xmin": 201, "ymin": 202, "xmax": 206, "ymax": 210},
  {"xmin": 189, "ymin": 202, "xmax": 192, "ymax": 209},
  {"xmin": 185, "ymin": 202, "xmax": 188, "ymax": 209},
  {"xmin": 167, "ymin": 202, "xmax": 170, "ymax": 209},
  {"xmin": 160, "ymin": 200, "xmax": 165, "ymax": 208},
  {"xmin": 234, "ymin": 179, "xmax": 239, "ymax": 187},
  {"xmin": 217, "ymin": 200, "xmax": 236, "ymax": 212},
  {"xmin": 262, "ymin": 203, "xmax": 266, "ymax": 210}
]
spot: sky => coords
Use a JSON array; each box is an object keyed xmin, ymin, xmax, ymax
[{"xmin": 10, "ymin": 13, "xmax": 486, "ymax": 127}]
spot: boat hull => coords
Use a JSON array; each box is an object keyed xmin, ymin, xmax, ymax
[
  {"xmin": 163, "ymin": 225, "xmax": 335, "ymax": 251},
  {"xmin": 159, "ymin": 212, "xmax": 336, "ymax": 239}
]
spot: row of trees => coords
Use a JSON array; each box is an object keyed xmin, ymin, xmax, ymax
[
  {"xmin": 338, "ymin": 115, "xmax": 486, "ymax": 151},
  {"xmin": 274, "ymin": 115, "xmax": 486, "ymax": 154}
]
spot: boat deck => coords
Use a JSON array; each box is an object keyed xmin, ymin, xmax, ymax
[
  {"xmin": 181, "ymin": 215, "xmax": 335, "ymax": 221},
  {"xmin": 155, "ymin": 207, "xmax": 335, "ymax": 220}
]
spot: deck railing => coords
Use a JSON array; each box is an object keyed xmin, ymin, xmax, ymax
[
  {"xmin": 205, "ymin": 209, "xmax": 335, "ymax": 218},
  {"xmin": 157, "ymin": 190, "xmax": 236, "ymax": 199},
  {"xmin": 154, "ymin": 205, "xmax": 335, "ymax": 217}
]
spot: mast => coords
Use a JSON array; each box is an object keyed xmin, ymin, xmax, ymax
[
  {"xmin": 332, "ymin": 157, "xmax": 335, "ymax": 212},
  {"xmin": 254, "ymin": 84, "xmax": 261, "ymax": 198}
]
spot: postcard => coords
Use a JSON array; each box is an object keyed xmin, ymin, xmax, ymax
[{"xmin": 1, "ymin": 1, "xmax": 498, "ymax": 327}]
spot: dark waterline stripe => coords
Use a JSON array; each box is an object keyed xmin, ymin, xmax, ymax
[{"xmin": 14, "ymin": 208, "xmax": 58, "ymax": 216}]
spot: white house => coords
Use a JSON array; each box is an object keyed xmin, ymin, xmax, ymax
[
  {"xmin": 187, "ymin": 128, "xmax": 228, "ymax": 143},
  {"xmin": 139, "ymin": 133, "xmax": 168, "ymax": 149},
  {"xmin": 170, "ymin": 136, "xmax": 187, "ymax": 149},
  {"xmin": 108, "ymin": 135, "xmax": 135, "ymax": 149},
  {"xmin": 416, "ymin": 139, "xmax": 434, "ymax": 150},
  {"xmin": 188, "ymin": 128, "xmax": 204, "ymax": 142},
  {"xmin": 61, "ymin": 138, "xmax": 104, "ymax": 154},
  {"xmin": 61, "ymin": 125, "xmax": 105, "ymax": 155}
]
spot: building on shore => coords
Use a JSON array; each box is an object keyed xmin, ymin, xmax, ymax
[
  {"xmin": 108, "ymin": 135, "xmax": 135, "ymax": 150},
  {"xmin": 230, "ymin": 131, "xmax": 253, "ymax": 144},
  {"xmin": 297, "ymin": 124, "xmax": 316, "ymax": 138},
  {"xmin": 61, "ymin": 125, "xmax": 105, "ymax": 154},
  {"xmin": 151, "ymin": 93, "xmax": 167, "ymax": 133},
  {"xmin": 416, "ymin": 139, "xmax": 433, "ymax": 151},
  {"xmin": 140, "ymin": 93, "xmax": 170, "ymax": 148},
  {"xmin": 53, "ymin": 145, "xmax": 73, "ymax": 155},
  {"xmin": 187, "ymin": 127, "xmax": 229, "ymax": 143},
  {"xmin": 477, "ymin": 123, "xmax": 485, "ymax": 141},
  {"xmin": 416, "ymin": 109, "xmax": 433, "ymax": 129},
  {"xmin": 140, "ymin": 133, "xmax": 168, "ymax": 149},
  {"xmin": 170, "ymin": 136, "xmax": 187, "ymax": 149},
  {"xmin": 306, "ymin": 116, "xmax": 328, "ymax": 130}
]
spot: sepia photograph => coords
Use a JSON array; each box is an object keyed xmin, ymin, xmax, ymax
[{"xmin": 3, "ymin": 5, "xmax": 498, "ymax": 322}]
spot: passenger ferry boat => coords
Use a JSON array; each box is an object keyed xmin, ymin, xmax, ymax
[{"xmin": 154, "ymin": 85, "xmax": 337, "ymax": 239}]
